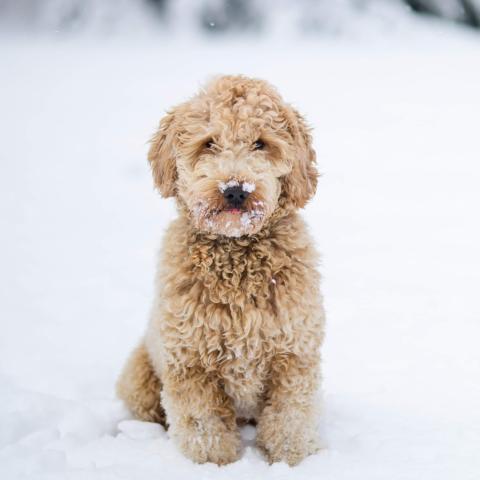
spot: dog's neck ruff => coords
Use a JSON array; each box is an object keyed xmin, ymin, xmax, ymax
[{"xmin": 164, "ymin": 200, "xmax": 313, "ymax": 309}]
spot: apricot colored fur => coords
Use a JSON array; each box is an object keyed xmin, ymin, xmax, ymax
[{"xmin": 117, "ymin": 75, "xmax": 325, "ymax": 466}]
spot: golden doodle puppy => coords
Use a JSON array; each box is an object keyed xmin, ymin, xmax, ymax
[{"xmin": 117, "ymin": 75, "xmax": 325, "ymax": 466}]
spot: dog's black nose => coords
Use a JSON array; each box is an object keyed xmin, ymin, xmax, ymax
[{"xmin": 223, "ymin": 186, "xmax": 249, "ymax": 208}]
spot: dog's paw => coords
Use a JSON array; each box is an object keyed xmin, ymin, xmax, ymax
[
  {"xmin": 174, "ymin": 416, "xmax": 241, "ymax": 465},
  {"xmin": 256, "ymin": 407, "xmax": 320, "ymax": 466}
]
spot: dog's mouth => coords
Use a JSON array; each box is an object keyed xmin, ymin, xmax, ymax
[
  {"xmin": 205, "ymin": 205, "xmax": 249, "ymax": 216},
  {"xmin": 215, "ymin": 206, "xmax": 264, "ymax": 219},
  {"xmin": 222, "ymin": 207, "xmax": 244, "ymax": 214},
  {"xmin": 192, "ymin": 197, "xmax": 268, "ymax": 237}
]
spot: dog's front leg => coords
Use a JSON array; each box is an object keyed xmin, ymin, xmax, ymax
[
  {"xmin": 161, "ymin": 367, "xmax": 241, "ymax": 465},
  {"xmin": 256, "ymin": 353, "xmax": 320, "ymax": 466}
]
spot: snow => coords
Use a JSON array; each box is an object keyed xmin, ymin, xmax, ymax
[
  {"xmin": 1, "ymin": 21, "xmax": 480, "ymax": 480},
  {"xmin": 218, "ymin": 179, "xmax": 240, "ymax": 192},
  {"xmin": 219, "ymin": 180, "xmax": 256, "ymax": 194},
  {"xmin": 242, "ymin": 182, "xmax": 255, "ymax": 193}
]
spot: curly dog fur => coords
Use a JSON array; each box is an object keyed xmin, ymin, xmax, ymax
[{"xmin": 117, "ymin": 75, "xmax": 325, "ymax": 466}]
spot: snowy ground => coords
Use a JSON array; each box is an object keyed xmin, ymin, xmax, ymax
[{"xmin": 1, "ymin": 23, "xmax": 480, "ymax": 480}]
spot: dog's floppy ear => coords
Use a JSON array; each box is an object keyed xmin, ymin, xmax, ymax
[
  {"xmin": 281, "ymin": 106, "xmax": 318, "ymax": 208},
  {"xmin": 148, "ymin": 110, "xmax": 178, "ymax": 197}
]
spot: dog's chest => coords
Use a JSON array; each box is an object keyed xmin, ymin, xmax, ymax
[
  {"xmin": 188, "ymin": 236, "xmax": 288, "ymax": 306},
  {"xmin": 186, "ymin": 239, "xmax": 289, "ymax": 405},
  {"xmin": 161, "ymin": 230, "xmax": 314, "ymax": 412},
  {"xmin": 199, "ymin": 303, "xmax": 274, "ymax": 417}
]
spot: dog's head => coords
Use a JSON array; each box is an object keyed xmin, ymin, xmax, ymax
[{"xmin": 148, "ymin": 75, "xmax": 318, "ymax": 237}]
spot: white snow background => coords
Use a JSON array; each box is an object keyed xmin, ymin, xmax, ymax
[{"xmin": 1, "ymin": 10, "xmax": 480, "ymax": 480}]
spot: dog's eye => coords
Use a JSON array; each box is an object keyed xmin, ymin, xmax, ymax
[
  {"xmin": 253, "ymin": 139, "xmax": 265, "ymax": 151},
  {"xmin": 204, "ymin": 139, "xmax": 215, "ymax": 150}
]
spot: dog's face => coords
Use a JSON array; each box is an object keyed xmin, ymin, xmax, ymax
[{"xmin": 148, "ymin": 76, "xmax": 318, "ymax": 237}]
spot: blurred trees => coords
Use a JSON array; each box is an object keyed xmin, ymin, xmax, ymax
[
  {"xmin": 166, "ymin": 0, "xmax": 480, "ymax": 32},
  {"xmin": 1, "ymin": 0, "xmax": 479, "ymax": 33},
  {"xmin": 403, "ymin": 0, "xmax": 479, "ymax": 27},
  {"xmin": 198, "ymin": 0, "xmax": 262, "ymax": 32}
]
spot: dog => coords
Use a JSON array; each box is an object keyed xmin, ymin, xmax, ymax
[{"xmin": 117, "ymin": 75, "xmax": 325, "ymax": 466}]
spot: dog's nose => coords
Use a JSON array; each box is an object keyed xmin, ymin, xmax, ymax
[{"xmin": 223, "ymin": 186, "xmax": 249, "ymax": 208}]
